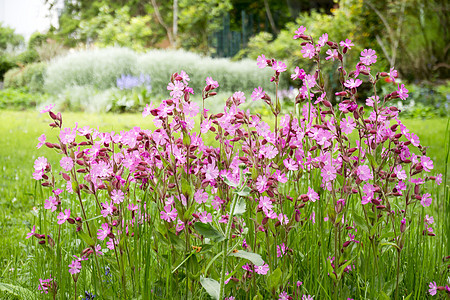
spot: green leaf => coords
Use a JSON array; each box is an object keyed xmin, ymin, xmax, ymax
[
  {"xmin": 236, "ymin": 186, "xmax": 251, "ymax": 197},
  {"xmin": 380, "ymin": 242, "xmax": 400, "ymax": 251},
  {"xmin": 337, "ymin": 258, "xmax": 354, "ymax": 279},
  {"xmin": 366, "ymin": 152, "xmax": 377, "ymax": 168},
  {"xmin": 229, "ymin": 250, "xmax": 264, "ymax": 266},
  {"xmin": 234, "ymin": 198, "xmax": 246, "ymax": 216},
  {"xmin": 0, "ymin": 282, "xmax": 34, "ymax": 299},
  {"xmin": 268, "ymin": 267, "xmax": 282, "ymax": 292},
  {"xmin": 200, "ymin": 277, "xmax": 220, "ymax": 300},
  {"xmin": 352, "ymin": 214, "xmax": 369, "ymax": 234},
  {"xmin": 168, "ymin": 231, "xmax": 185, "ymax": 252},
  {"xmin": 327, "ymin": 259, "xmax": 337, "ymax": 282},
  {"xmin": 194, "ymin": 222, "xmax": 224, "ymax": 242},
  {"xmin": 223, "ymin": 176, "xmax": 238, "ymax": 188},
  {"xmin": 77, "ymin": 230, "xmax": 95, "ymax": 247}
]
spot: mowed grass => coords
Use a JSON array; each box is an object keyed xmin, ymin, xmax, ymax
[{"xmin": 0, "ymin": 110, "xmax": 448, "ymax": 286}]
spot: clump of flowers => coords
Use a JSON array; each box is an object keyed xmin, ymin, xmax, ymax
[{"xmin": 27, "ymin": 26, "xmax": 444, "ymax": 299}]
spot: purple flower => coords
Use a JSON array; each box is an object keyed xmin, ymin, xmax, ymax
[
  {"xmin": 40, "ymin": 104, "xmax": 54, "ymax": 114},
  {"xmin": 321, "ymin": 165, "xmax": 336, "ymax": 182},
  {"xmin": 26, "ymin": 225, "xmax": 36, "ymax": 239},
  {"xmin": 160, "ymin": 205, "xmax": 178, "ymax": 222},
  {"xmin": 251, "ymin": 87, "xmax": 265, "ymax": 102},
  {"xmin": 325, "ymin": 49, "xmax": 338, "ymax": 61},
  {"xmin": 340, "ymin": 39, "xmax": 354, "ymax": 49},
  {"xmin": 44, "ymin": 196, "xmax": 58, "ymax": 212},
  {"xmin": 254, "ymin": 263, "xmax": 269, "ymax": 275},
  {"xmin": 291, "ymin": 67, "xmax": 306, "ymax": 80},
  {"xmin": 307, "ymin": 187, "xmax": 319, "ymax": 202},
  {"xmin": 421, "ymin": 156, "xmax": 434, "ymax": 172},
  {"xmin": 111, "ymin": 189, "xmax": 125, "ymax": 204},
  {"xmin": 272, "ymin": 60, "xmax": 287, "ymax": 73},
  {"xmin": 36, "ymin": 134, "xmax": 46, "ymax": 149},
  {"xmin": 57, "ymin": 209, "xmax": 71, "ymax": 225},
  {"xmin": 317, "ymin": 33, "xmax": 328, "ymax": 47},
  {"xmin": 194, "ymin": 189, "xmax": 208, "ymax": 204},
  {"xmin": 279, "ymin": 291, "xmax": 289, "ymax": 300},
  {"xmin": 60, "ymin": 157, "xmax": 73, "ymax": 172},
  {"xmin": 257, "ymin": 54, "xmax": 268, "ymax": 68},
  {"xmin": 344, "ymin": 78, "xmax": 362, "ymax": 89},
  {"xmin": 205, "ymin": 77, "xmax": 219, "ymax": 89},
  {"xmin": 293, "ymin": 26, "xmax": 307, "ymax": 39},
  {"xmin": 421, "ymin": 193, "xmax": 432, "ymax": 207},
  {"xmin": 255, "ymin": 175, "xmax": 269, "ymax": 193},
  {"xmin": 198, "ymin": 211, "xmax": 212, "ymax": 223},
  {"xmin": 397, "ymin": 84, "xmax": 409, "ymax": 100},
  {"xmin": 301, "ymin": 43, "xmax": 316, "ymax": 59},
  {"xmin": 97, "ymin": 223, "xmax": 111, "ymax": 241},
  {"xmin": 360, "ymin": 49, "xmax": 377, "ymax": 65},
  {"xmin": 34, "ymin": 157, "xmax": 48, "ymax": 172},
  {"xmin": 357, "ymin": 165, "xmax": 373, "ymax": 181},
  {"xmin": 60, "ymin": 127, "xmax": 76, "ymax": 145},
  {"xmin": 428, "ymin": 281, "xmax": 437, "ymax": 296},
  {"xmin": 68, "ymin": 260, "xmax": 81, "ymax": 275}
]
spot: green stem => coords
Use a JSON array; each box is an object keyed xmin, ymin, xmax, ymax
[{"xmin": 219, "ymin": 194, "xmax": 239, "ymax": 299}]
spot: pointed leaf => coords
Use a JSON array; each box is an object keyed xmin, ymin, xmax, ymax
[
  {"xmin": 234, "ymin": 198, "xmax": 246, "ymax": 216},
  {"xmin": 228, "ymin": 250, "xmax": 264, "ymax": 266},
  {"xmin": 200, "ymin": 277, "xmax": 220, "ymax": 300},
  {"xmin": 194, "ymin": 222, "xmax": 224, "ymax": 242}
]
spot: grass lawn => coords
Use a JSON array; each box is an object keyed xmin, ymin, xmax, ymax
[{"xmin": 0, "ymin": 110, "xmax": 448, "ymax": 296}]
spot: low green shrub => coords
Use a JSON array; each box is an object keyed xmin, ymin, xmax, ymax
[
  {"xmin": 0, "ymin": 88, "xmax": 46, "ymax": 110},
  {"xmin": 4, "ymin": 62, "xmax": 47, "ymax": 92}
]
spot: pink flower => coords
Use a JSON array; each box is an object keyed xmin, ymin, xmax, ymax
[
  {"xmin": 205, "ymin": 77, "xmax": 219, "ymax": 89},
  {"xmin": 26, "ymin": 225, "xmax": 36, "ymax": 239},
  {"xmin": 344, "ymin": 78, "xmax": 362, "ymax": 89},
  {"xmin": 160, "ymin": 205, "xmax": 178, "ymax": 222},
  {"xmin": 279, "ymin": 291, "xmax": 289, "ymax": 300},
  {"xmin": 60, "ymin": 128, "xmax": 76, "ymax": 145},
  {"xmin": 66, "ymin": 181, "xmax": 74, "ymax": 193},
  {"xmin": 272, "ymin": 60, "xmax": 287, "ymax": 73},
  {"xmin": 198, "ymin": 211, "xmax": 212, "ymax": 223},
  {"xmin": 255, "ymin": 175, "xmax": 269, "ymax": 193},
  {"xmin": 397, "ymin": 84, "xmax": 409, "ymax": 100},
  {"xmin": 394, "ymin": 165, "xmax": 407, "ymax": 180},
  {"xmin": 293, "ymin": 26, "xmax": 307, "ymax": 39},
  {"xmin": 68, "ymin": 260, "xmax": 81, "ymax": 275},
  {"xmin": 406, "ymin": 132, "xmax": 420, "ymax": 147},
  {"xmin": 203, "ymin": 163, "xmax": 219, "ymax": 181},
  {"xmin": 111, "ymin": 189, "xmax": 125, "ymax": 204},
  {"xmin": 101, "ymin": 201, "xmax": 115, "ymax": 217},
  {"xmin": 325, "ymin": 49, "xmax": 339, "ymax": 61},
  {"xmin": 428, "ymin": 281, "xmax": 437, "ymax": 296},
  {"xmin": 183, "ymin": 101, "xmax": 199, "ymax": 117},
  {"xmin": 421, "ymin": 193, "xmax": 432, "ymax": 207},
  {"xmin": 40, "ymin": 104, "xmax": 54, "ymax": 114},
  {"xmin": 176, "ymin": 220, "xmax": 185, "ymax": 233},
  {"xmin": 251, "ymin": 86, "xmax": 265, "ymax": 102},
  {"xmin": 301, "ymin": 43, "xmax": 316, "ymax": 59},
  {"xmin": 321, "ymin": 165, "xmax": 336, "ymax": 182},
  {"xmin": 307, "ymin": 187, "xmax": 319, "ymax": 202},
  {"xmin": 362, "ymin": 183, "xmax": 376, "ymax": 205},
  {"xmin": 302, "ymin": 295, "xmax": 314, "ymax": 300},
  {"xmin": 34, "ymin": 156, "xmax": 48, "ymax": 172},
  {"xmin": 36, "ymin": 134, "xmax": 46, "ymax": 149},
  {"xmin": 424, "ymin": 215, "xmax": 434, "ymax": 225},
  {"xmin": 260, "ymin": 144, "xmax": 278, "ymax": 159},
  {"xmin": 258, "ymin": 196, "xmax": 273, "ymax": 214},
  {"xmin": 254, "ymin": 263, "xmax": 269, "ymax": 275},
  {"xmin": 167, "ymin": 81, "xmax": 184, "ymax": 98},
  {"xmin": 128, "ymin": 203, "xmax": 138, "ymax": 211},
  {"xmin": 340, "ymin": 39, "xmax": 354, "ymax": 49},
  {"xmin": 201, "ymin": 119, "xmax": 212, "ymax": 133},
  {"xmin": 97, "ymin": 223, "xmax": 111, "ymax": 240},
  {"xmin": 257, "ymin": 54, "xmax": 268, "ymax": 68},
  {"xmin": 360, "ymin": 49, "xmax": 377, "ymax": 65},
  {"xmin": 57, "ymin": 209, "xmax": 71, "ymax": 225},
  {"xmin": 59, "ymin": 157, "xmax": 73, "ymax": 172},
  {"xmin": 242, "ymin": 263, "xmax": 253, "ymax": 272},
  {"xmin": 366, "ymin": 96, "xmax": 380, "ymax": 107},
  {"xmin": 44, "ymin": 196, "xmax": 58, "ymax": 212},
  {"xmin": 318, "ymin": 33, "xmax": 328, "ymax": 46},
  {"xmin": 340, "ymin": 117, "xmax": 356, "ymax": 134},
  {"xmin": 436, "ymin": 173, "xmax": 442, "ymax": 185},
  {"xmin": 357, "ymin": 165, "xmax": 373, "ymax": 181},
  {"xmin": 212, "ymin": 196, "xmax": 223, "ymax": 210},
  {"xmin": 421, "ymin": 156, "xmax": 434, "ymax": 172},
  {"xmin": 142, "ymin": 102, "xmax": 154, "ymax": 118},
  {"xmin": 278, "ymin": 213, "xmax": 289, "ymax": 225},
  {"xmin": 277, "ymin": 243, "xmax": 287, "ymax": 258},
  {"xmin": 194, "ymin": 189, "xmax": 209, "ymax": 204},
  {"xmin": 291, "ymin": 67, "xmax": 306, "ymax": 80},
  {"xmin": 283, "ymin": 158, "xmax": 298, "ymax": 171}
]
